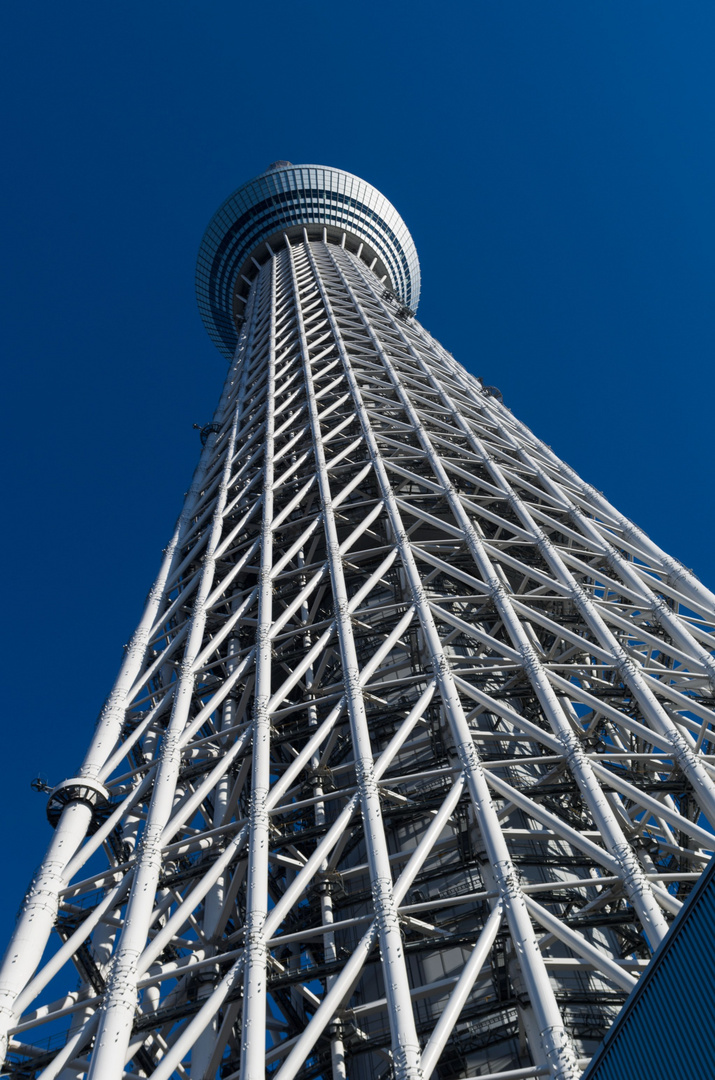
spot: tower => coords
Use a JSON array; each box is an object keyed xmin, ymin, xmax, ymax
[{"xmin": 1, "ymin": 161, "xmax": 714, "ymax": 1080}]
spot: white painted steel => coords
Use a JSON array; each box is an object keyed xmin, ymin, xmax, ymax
[
  {"xmin": 419, "ymin": 900, "xmax": 504, "ymax": 1078},
  {"xmin": 306, "ymin": 241, "xmax": 580, "ymax": 1079},
  {"xmin": 287, "ymin": 233, "xmax": 422, "ymax": 1080},
  {"xmin": 3, "ymin": 171, "xmax": 715, "ymax": 1080}
]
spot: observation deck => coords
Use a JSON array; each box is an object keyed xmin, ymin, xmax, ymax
[{"xmin": 196, "ymin": 162, "xmax": 421, "ymax": 359}]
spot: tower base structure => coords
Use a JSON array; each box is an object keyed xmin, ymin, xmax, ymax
[{"xmin": 1, "ymin": 164, "xmax": 714, "ymax": 1080}]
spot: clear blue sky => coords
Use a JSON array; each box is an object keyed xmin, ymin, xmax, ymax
[{"xmin": 2, "ymin": 1, "xmax": 715, "ymax": 943}]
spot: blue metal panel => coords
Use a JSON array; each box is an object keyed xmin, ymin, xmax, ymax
[{"xmin": 583, "ymin": 856, "xmax": 715, "ymax": 1079}]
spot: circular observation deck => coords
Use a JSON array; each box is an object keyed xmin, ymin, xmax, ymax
[{"xmin": 196, "ymin": 162, "xmax": 421, "ymax": 359}]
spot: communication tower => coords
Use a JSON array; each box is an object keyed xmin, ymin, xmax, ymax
[{"xmin": 2, "ymin": 163, "xmax": 714, "ymax": 1080}]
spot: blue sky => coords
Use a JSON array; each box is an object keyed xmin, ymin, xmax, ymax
[{"xmin": 2, "ymin": 1, "xmax": 715, "ymax": 943}]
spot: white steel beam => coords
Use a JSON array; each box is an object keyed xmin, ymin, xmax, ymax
[{"xmin": 4, "ymin": 179, "xmax": 715, "ymax": 1080}]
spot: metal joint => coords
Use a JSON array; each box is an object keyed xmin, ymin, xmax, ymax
[{"xmin": 46, "ymin": 777, "xmax": 110, "ymax": 833}]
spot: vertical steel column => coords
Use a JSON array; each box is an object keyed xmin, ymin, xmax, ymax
[
  {"xmin": 190, "ymin": 626, "xmax": 242, "ymax": 1078},
  {"xmin": 239, "ymin": 255, "xmax": 277, "ymax": 1080},
  {"xmin": 287, "ymin": 236, "xmax": 424, "ymax": 1080},
  {"xmin": 300, "ymin": 535, "xmax": 348, "ymax": 1080}
]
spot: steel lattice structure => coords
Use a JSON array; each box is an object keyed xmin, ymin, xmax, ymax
[{"xmin": 2, "ymin": 163, "xmax": 715, "ymax": 1080}]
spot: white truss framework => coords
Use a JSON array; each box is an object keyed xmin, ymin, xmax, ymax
[{"xmin": 2, "ymin": 230, "xmax": 715, "ymax": 1080}]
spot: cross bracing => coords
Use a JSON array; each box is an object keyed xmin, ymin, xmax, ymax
[{"xmin": 2, "ymin": 224, "xmax": 715, "ymax": 1080}]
